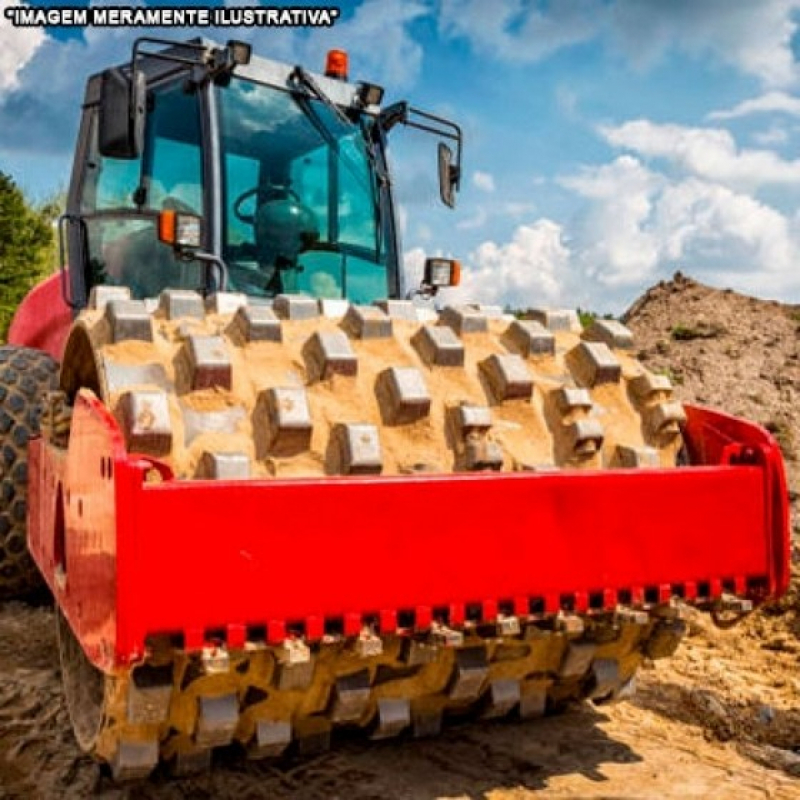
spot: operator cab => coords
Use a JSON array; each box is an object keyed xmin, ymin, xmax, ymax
[{"xmin": 63, "ymin": 38, "xmax": 462, "ymax": 310}]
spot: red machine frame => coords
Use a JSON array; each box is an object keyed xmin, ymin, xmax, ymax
[{"xmin": 27, "ymin": 389, "xmax": 789, "ymax": 674}]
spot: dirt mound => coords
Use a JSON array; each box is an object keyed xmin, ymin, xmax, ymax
[{"xmin": 623, "ymin": 271, "xmax": 800, "ymax": 508}]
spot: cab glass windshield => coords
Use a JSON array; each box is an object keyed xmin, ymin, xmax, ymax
[{"xmin": 217, "ymin": 77, "xmax": 391, "ymax": 303}]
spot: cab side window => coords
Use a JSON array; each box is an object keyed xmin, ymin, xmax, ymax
[{"xmin": 80, "ymin": 79, "xmax": 204, "ymax": 297}]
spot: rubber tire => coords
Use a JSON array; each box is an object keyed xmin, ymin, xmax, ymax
[{"xmin": 0, "ymin": 345, "xmax": 59, "ymax": 600}]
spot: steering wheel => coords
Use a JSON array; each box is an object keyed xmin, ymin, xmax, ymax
[{"xmin": 233, "ymin": 184, "xmax": 302, "ymax": 225}]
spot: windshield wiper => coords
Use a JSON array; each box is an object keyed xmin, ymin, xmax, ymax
[{"xmin": 288, "ymin": 65, "xmax": 352, "ymax": 128}]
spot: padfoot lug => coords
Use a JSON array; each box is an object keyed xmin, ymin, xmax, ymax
[
  {"xmin": 558, "ymin": 642, "xmax": 596, "ymax": 679},
  {"xmin": 303, "ymin": 330, "xmax": 357, "ymax": 380},
  {"xmin": 127, "ymin": 682, "xmax": 172, "ymax": 725},
  {"xmin": 431, "ymin": 622, "xmax": 464, "ymax": 648},
  {"xmin": 342, "ymin": 304, "xmax": 392, "ymax": 339},
  {"xmin": 519, "ymin": 681, "xmax": 549, "ymax": 719},
  {"xmin": 250, "ymin": 719, "xmax": 292, "ymax": 759},
  {"xmin": 440, "ymin": 305, "xmax": 489, "ymax": 335},
  {"xmin": 567, "ymin": 418, "xmax": 604, "ymax": 457},
  {"xmin": 275, "ymin": 639, "xmax": 315, "ymax": 691},
  {"xmin": 615, "ymin": 606, "xmax": 650, "ymax": 626},
  {"xmin": 716, "ymin": 593, "xmax": 753, "ymax": 614},
  {"xmin": 118, "ymin": 389, "xmax": 172, "ymax": 457},
  {"xmin": 106, "ymin": 299, "xmax": 153, "ymax": 343},
  {"xmin": 331, "ymin": 423, "xmax": 383, "ymax": 475},
  {"xmin": 371, "ymin": 697, "xmax": 411, "ymax": 739},
  {"xmin": 496, "ymin": 615, "xmax": 521, "ymax": 637},
  {"xmin": 356, "ymin": 626, "xmax": 383, "ymax": 658},
  {"xmin": 587, "ymin": 658, "xmax": 621, "ymax": 701},
  {"xmin": 411, "ymin": 325, "xmax": 464, "ymax": 367},
  {"xmin": 568, "ymin": 341, "xmax": 622, "ymax": 386},
  {"xmin": 502, "ymin": 319, "xmax": 555, "ymax": 357},
  {"xmin": 581, "ymin": 319, "xmax": 634, "ymax": 350},
  {"xmin": 201, "ymin": 644, "xmax": 230, "ymax": 674},
  {"xmin": 555, "ymin": 612, "xmax": 585, "ymax": 637},
  {"xmin": 111, "ymin": 739, "xmax": 159, "ymax": 782},
  {"xmin": 479, "ymin": 353, "xmax": 534, "ymax": 401},
  {"xmin": 274, "ymin": 293, "xmax": 319, "ymax": 320},
  {"xmin": 448, "ymin": 646, "xmax": 489, "ymax": 701},
  {"xmin": 400, "ymin": 637, "xmax": 439, "ymax": 666},
  {"xmin": 195, "ymin": 692, "xmax": 239, "ymax": 748},
  {"xmin": 481, "ymin": 678, "xmax": 521, "ymax": 719},
  {"xmin": 378, "ymin": 366, "xmax": 431, "ymax": 424},
  {"xmin": 89, "ymin": 284, "xmax": 130, "ymax": 311},
  {"xmin": 159, "ymin": 288, "xmax": 205, "ymax": 320},
  {"xmin": 331, "ymin": 669, "xmax": 371, "ymax": 723},
  {"xmin": 465, "ymin": 436, "xmax": 504, "ymax": 471},
  {"xmin": 182, "ymin": 335, "xmax": 232, "ymax": 391},
  {"xmin": 529, "ymin": 308, "xmax": 580, "ymax": 332}
]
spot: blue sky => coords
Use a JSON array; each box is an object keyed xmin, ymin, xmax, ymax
[{"xmin": 4, "ymin": 0, "xmax": 800, "ymax": 314}]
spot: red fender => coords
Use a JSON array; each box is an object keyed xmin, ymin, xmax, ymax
[{"xmin": 7, "ymin": 274, "xmax": 72, "ymax": 362}]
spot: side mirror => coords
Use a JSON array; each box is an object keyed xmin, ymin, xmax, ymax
[
  {"xmin": 438, "ymin": 142, "xmax": 460, "ymax": 208},
  {"xmin": 98, "ymin": 67, "xmax": 146, "ymax": 159}
]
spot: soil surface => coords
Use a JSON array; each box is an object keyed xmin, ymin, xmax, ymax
[{"xmin": 2, "ymin": 273, "xmax": 800, "ymax": 798}]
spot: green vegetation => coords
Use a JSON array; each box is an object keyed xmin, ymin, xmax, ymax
[
  {"xmin": 503, "ymin": 306, "xmax": 617, "ymax": 328},
  {"xmin": 0, "ymin": 172, "xmax": 59, "ymax": 340},
  {"xmin": 670, "ymin": 324, "xmax": 704, "ymax": 341},
  {"xmin": 655, "ymin": 366, "xmax": 684, "ymax": 386},
  {"xmin": 670, "ymin": 321, "xmax": 726, "ymax": 341},
  {"xmin": 576, "ymin": 308, "xmax": 617, "ymax": 328}
]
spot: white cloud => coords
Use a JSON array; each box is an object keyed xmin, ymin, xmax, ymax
[
  {"xmin": 652, "ymin": 179, "xmax": 794, "ymax": 281},
  {"xmin": 442, "ymin": 149, "xmax": 800, "ymax": 315},
  {"xmin": 455, "ymin": 206, "xmax": 488, "ymax": 230},
  {"xmin": 609, "ymin": 0, "xmax": 800, "ymax": 88},
  {"xmin": 439, "ymin": 0, "xmax": 602, "ymax": 64},
  {"xmin": 504, "ymin": 201, "xmax": 538, "ymax": 217},
  {"xmin": 0, "ymin": 2, "xmax": 45, "ymax": 91},
  {"xmin": 708, "ymin": 90, "xmax": 800, "ymax": 120},
  {"xmin": 557, "ymin": 153, "xmax": 800, "ymax": 303},
  {"xmin": 396, "ymin": 203, "xmax": 409, "ymax": 238},
  {"xmin": 472, "ymin": 171, "xmax": 495, "ymax": 192},
  {"xmin": 560, "ymin": 156, "xmax": 663, "ymax": 287},
  {"xmin": 439, "ymin": 0, "xmax": 800, "ymax": 88},
  {"xmin": 752, "ymin": 125, "xmax": 790, "ymax": 146},
  {"xmin": 454, "ymin": 219, "xmax": 571, "ymax": 308},
  {"xmin": 555, "ymin": 84, "xmax": 580, "ymax": 119},
  {"xmin": 599, "ymin": 119, "xmax": 800, "ymax": 191},
  {"xmin": 415, "ymin": 222, "xmax": 433, "ymax": 243}
]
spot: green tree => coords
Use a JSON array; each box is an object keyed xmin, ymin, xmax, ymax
[{"xmin": 0, "ymin": 172, "xmax": 58, "ymax": 340}]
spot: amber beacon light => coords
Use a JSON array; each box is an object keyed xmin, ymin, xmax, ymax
[{"xmin": 325, "ymin": 49, "xmax": 349, "ymax": 80}]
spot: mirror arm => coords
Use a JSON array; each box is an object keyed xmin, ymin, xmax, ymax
[
  {"xmin": 402, "ymin": 106, "xmax": 462, "ymax": 190},
  {"xmin": 189, "ymin": 250, "xmax": 230, "ymax": 293},
  {"xmin": 379, "ymin": 103, "xmax": 463, "ymax": 201}
]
